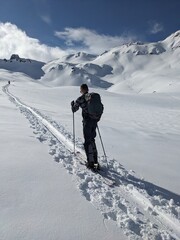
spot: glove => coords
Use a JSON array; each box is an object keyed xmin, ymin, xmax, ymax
[
  {"xmin": 71, "ymin": 100, "xmax": 74, "ymax": 107},
  {"xmin": 71, "ymin": 100, "xmax": 75, "ymax": 113}
]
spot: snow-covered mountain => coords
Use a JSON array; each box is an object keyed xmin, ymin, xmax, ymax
[
  {"xmin": 0, "ymin": 54, "xmax": 45, "ymax": 79},
  {"xmin": 1, "ymin": 31, "xmax": 179, "ymax": 93},
  {"xmin": 40, "ymin": 31, "xmax": 180, "ymax": 93}
]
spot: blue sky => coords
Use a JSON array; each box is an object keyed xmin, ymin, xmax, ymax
[{"xmin": 0, "ymin": 0, "xmax": 180, "ymax": 61}]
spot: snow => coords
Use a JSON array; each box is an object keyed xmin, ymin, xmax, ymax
[
  {"xmin": 0, "ymin": 31, "xmax": 180, "ymax": 239},
  {"xmin": 162, "ymin": 30, "xmax": 180, "ymax": 50},
  {"xmin": 61, "ymin": 52, "xmax": 97, "ymax": 63},
  {"xmin": 38, "ymin": 31, "xmax": 180, "ymax": 93},
  {"xmin": 0, "ymin": 58, "xmax": 44, "ymax": 79},
  {"xmin": 0, "ymin": 81, "xmax": 126, "ymax": 240},
  {"xmin": 5, "ymin": 80, "xmax": 180, "ymax": 194}
]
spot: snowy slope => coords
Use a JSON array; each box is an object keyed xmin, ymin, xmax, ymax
[
  {"xmin": 1, "ymin": 69, "xmax": 180, "ymax": 239},
  {"xmin": 0, "ymin": 55, "xmax": 44, "ymax": 79},
  {"xmin": 162, "ymin": 31, "xmax": 180, "ymax": 50},
  {"xmin": 40, "ymin": 31, "xmax": 180, "ymax": 93},
  {"xmin": 0, "ymin": 80, "xmax": 125, "ymax": 240},
  {"xmin": 94, "ymin": 31, "xmax": 180, "ymax": 93}
]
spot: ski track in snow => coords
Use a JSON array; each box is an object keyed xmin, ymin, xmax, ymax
[{"xmin": 2, "ymin": 84, "xmax": 180, "ymax": 240}]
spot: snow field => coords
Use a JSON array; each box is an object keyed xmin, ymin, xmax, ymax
[
  {"xmin": 0, "ymin": 82, "xmax": 127, "ymax": 240},
  {"xmin": 3, "ymin": 84, "xmax": 180, "ymax": 240},
  {"xmin": 9, "ymin": 82, "xmax": 180, "ymax": 194}
]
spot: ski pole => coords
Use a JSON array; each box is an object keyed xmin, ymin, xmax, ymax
[
  {"xmin": 73, "ymin": 112, "xmax": 75, "ymax": 155},
  {"xmin": 97, "ymin": 125, "xmax": 108, "ymax": 168}
]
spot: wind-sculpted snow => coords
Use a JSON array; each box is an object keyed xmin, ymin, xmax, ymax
[{"xmin": 3, "ymin": 84, "xmax": 180, "ymax": 240}]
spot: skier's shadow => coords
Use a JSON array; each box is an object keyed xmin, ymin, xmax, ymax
[{"xmin": 103, "ymin": 166, "xmax": 180, "ymax": 206}]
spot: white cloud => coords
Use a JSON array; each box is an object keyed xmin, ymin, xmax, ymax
[
  {"xmin": 0, "ymin": 22, "xmax": 66, "ymax": 62},
  {"xmin": 149, "ymin": 22, "xmax": 164, "ymax": 34},
  {"xmin": 40, "ymin": 15, "xmax": 52, "ymax": 25},
  {"xmin": 55, "ymin": 27, "xmax": 137, "ymax": 54},
  {"xmin": 0, "ymin": 23, "xmax": 138, "ymax": 63}
]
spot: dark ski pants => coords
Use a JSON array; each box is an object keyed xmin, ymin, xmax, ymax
[{"xmin": 83, "ymin": 118, "xmax": 98, "ymax": 164}]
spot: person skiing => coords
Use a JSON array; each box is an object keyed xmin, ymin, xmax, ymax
[{"xmin": 71, "ymin": 84, "xmax": 101, "ymax": 170}]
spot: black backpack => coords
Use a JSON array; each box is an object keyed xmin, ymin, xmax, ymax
[{"xmin": 85, "ymin": 93, "xmax": 104, "ymax": 121}]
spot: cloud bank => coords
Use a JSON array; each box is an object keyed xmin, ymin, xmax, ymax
[
  {"xmin": 0, "ymin": 22, "xmax": 138, "ymax": 63},
  {"xmin": 0, "ymin": 22, "xmax": 66, "ymax": 62},
  {"xmin": 55, "ymin": 27, "xmax": 137, "ymax": 54}
]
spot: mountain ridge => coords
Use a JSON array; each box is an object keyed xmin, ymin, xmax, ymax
[
  {"xmin": 40, "ymin": 30, "xmax": 180, "ymax": 93},
  {"xmin": 0, "ymin": 30, "xmax": 180, "ymax": 93}
]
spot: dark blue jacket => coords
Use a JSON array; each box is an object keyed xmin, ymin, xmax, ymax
[{"xmin": 72, "ymin": 92, "xmax": 89, "ymax": 119}]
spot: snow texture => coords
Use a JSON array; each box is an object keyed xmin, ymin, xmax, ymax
[
  {"xmin": 0, "ymin": 31, "xmax": 180, "ymax": 240},
  {"xmin": 1, "ymin": 83, "xmax": 179, "ymax": 240},
  {"xmin": 39, "ymin": 31, "xmax": 180, "ymax": 93}
]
